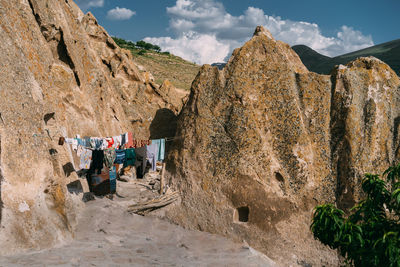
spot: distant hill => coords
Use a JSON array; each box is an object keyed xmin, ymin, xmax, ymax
[
  {"xmin": 211, "ymin": 63, "xmax": 226, "ymax": 70},
  {"xmin": 292, "ymin": 39, "xmax": 400, "ymax": 76},
  {"xmin": 113, "ymin": 37, "xmax": 200, "ymax": 90}
]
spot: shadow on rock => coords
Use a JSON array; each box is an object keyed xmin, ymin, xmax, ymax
[{"xmin": 150, "ymin": 108, "xmax": 178, "ymax": 140}]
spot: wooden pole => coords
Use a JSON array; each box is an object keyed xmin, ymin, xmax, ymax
[{"xmin": 160, "ymin": 162, "xmax": 166, "ymax": 195}]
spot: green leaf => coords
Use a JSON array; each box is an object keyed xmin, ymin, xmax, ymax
[{"xmin": 311, "ymin": 163, "xmax": 400, "ymax": 266}]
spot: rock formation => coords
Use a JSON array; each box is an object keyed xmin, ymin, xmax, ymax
[
  {"xmin": 0, "ymin": 0, "xmax": 184, "ymax": 254},
  {"xmin": 165, "ymin": 26, "xmax": 400, "ymax": 266},
  {"xmin": 331, "ymin": 59, "xmax": 400, "ymax": 210},
  {"xmin": 1, "ymin": 0, "xmax": 400, "ymax": 264}
]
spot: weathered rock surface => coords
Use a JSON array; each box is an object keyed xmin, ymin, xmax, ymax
[
  {"xmin": 0, "ymin": 0, "xmax": 184, "ymax": 255},
  {"xmin": 331, "ymin": 59, "xmax": 400, "ymax": 210},
  {"xmin": 165, "ymin": 26, "xmax": 400, "ymax": 266}
]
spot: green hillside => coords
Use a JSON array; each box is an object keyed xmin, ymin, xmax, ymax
[
  {"xmin": 292, "ymin": 39, "xmax": 400, "ymax": 76},
  {"xmin": 113, "ymin": 37, "xmax": 200, "ymax": 90}
]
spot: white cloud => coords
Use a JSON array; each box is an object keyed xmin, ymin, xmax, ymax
[
  {"xmin": 144, "ymin": 32, "xmax": 230, "ymax": 64},
  {"xmin": 107, "ymin": 7, "xmax": 136, "ymax": 20},
  {"xmin": 263, "ymin": 17, "xmax": 374, "ymax": 57},
  {"xmin": 144, "ymin": 0, "xmax": 374, "ymax": 64},
  {"xmin": 75, "ymin": 0, "xmax": 104, "ymax": 10}
]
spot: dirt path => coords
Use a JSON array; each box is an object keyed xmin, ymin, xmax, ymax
[{"xmin": 0, "ymin": 176, "xmax": 276, "ymax": 266}]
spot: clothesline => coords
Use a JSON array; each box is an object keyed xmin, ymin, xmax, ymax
[
  {"xmin": 59, "ymin": 132, "xmax": 181, "ymax": 175},
  {"xmin": 59, "ymin": 134, "xmax": 180, "ymax": 149}
]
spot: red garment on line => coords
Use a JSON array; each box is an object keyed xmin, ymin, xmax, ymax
[
  {"xmin": 107, "ymin": 138, "xmax": 114, "ymax": 148},
  {"xmin": 126, "ymin": 132, "xmax": 134, "ymax": 148}
]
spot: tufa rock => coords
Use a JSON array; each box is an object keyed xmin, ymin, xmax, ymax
[
  {"xmin": 253, "ymin": 25, "xmax": 273, "ymax": 39},
  {"xmin": 0, "ymin": 0, "xmax": 185, "ymax": 255},
  {"xmin": 331, "ymin": 57, "xmax": 400, "ymax": 210},
  {"xmin": 165, "ymin": 26, "xmax": 400, "ymax": 266}
]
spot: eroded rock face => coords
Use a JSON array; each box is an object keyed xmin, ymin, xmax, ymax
[
  {"xmin": 0, "ymin": 0, "xmax": 183, "ymax": 254},
  {"xmin": 331, "ymin": 59, "xmax": 400, "ymax": 210},
  {"xmin": 166, "ymin": 27, "xmax": 400, "ymax": 266}
]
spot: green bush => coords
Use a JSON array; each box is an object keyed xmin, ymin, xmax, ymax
[
  {"xmin": 138, "ymin": 49, "xmax": 146, "ymax": 55},
  {"xmin": 112, "ymin": 37, "xmax": 135, "ymax": 49},
  {"xmin": 311, "ymin": 165, "xmax": 400, "ymax": 266},
  {"xmin": 135, "ymin": 40, "xmax": 147, "ymax": 49},
  {"xmin": 113, "ymin": 37, "xmax": 127, "ymax": 46},
  {"xmin": 113, "ymin": 37, "xmax": 162, "ymax": 53},
  {"xmin": 136, "ymin": 40, "xmax": 161, "ymax": 52}
]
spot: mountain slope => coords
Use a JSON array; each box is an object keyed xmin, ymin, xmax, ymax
[
  {"xmin": 113, "ymin": 38, "xmax": 200, "ymax": 90},
  {"xmin": 292, "ymin": 39, "xmax": 400, "ymax": 75}
]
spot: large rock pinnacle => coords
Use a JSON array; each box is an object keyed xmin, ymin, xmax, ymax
[{"xmin": 165, "ymin": 27, "xmax": 400, "ymax": 266}]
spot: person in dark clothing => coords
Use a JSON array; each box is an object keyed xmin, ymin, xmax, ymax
[
  {"xmin": 135, "ymin": 147, "xmax": 147, "ymax": 178},
  {"xmin": 87, "ymin": 150, "xmax": 105, "ymax": 192}
]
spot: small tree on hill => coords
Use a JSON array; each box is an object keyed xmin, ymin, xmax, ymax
[
  {"xmin": 136, "ymin": 40, "xmax": 161, "ymax": 52},
  {"xmin": 152, "ymin": 44, "xmax": 161, "ymax": 52},
  {"xmin": 311, "ymin": 164, "xmax": 400, "ymax": 266},
  {"xmin": 113, "ymin": 37, "xmax": 127, "ymax": 46},
  {"xmin": 135, "ymin": 40, "xmax": 147, "ymax": 49}
]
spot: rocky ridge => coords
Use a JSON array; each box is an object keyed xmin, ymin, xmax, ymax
[
  {"xmin": 0, "ymin": 0, "xmax": 185, "ymax": 254},
  {"xmin": 165, "ymin": 26, "xmax": 400, "ymax": 266}
]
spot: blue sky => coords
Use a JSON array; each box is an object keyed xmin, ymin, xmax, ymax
[{"xmin": 75, "ymin": 0, "xmax": 400, "ymax": 64}]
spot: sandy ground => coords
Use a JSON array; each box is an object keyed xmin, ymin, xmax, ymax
[{"xmin": 0, "ymin": 174, "xmax": 276, "ymax": 267}]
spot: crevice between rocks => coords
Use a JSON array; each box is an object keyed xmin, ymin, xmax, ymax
[
  {"xmin": 57, "ymin": 30, "xmax": 81, "ymax": 86},
  {"xmin": 27, "ymin": 0, "xmax": 42, "ymax": 27},
  {"xmin": 329, "ymin": 72, "xmax": 355, "ymax": 210},
  {"xmin": 27, "ymin": 0, "xmax": 81, "ymax": 87},
  {"xmin": 393, "ymin": 116, "xmax": 400, "ymax": 157}
]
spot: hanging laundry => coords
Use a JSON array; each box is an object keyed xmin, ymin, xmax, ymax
[
  {"xmin": 83, "ymin": 136, "xmax": 91, "ymax": 148},
  {"xmin": 79, "ymin": 148, "xmax": 92, "ymax": 170},
  {"xmin": 76, "ymin": 145, "xmax": 84, "ymax": 157},
  {"xmin": 141, "ymin": 140, "xmax": 151, "ymax": 147},
  {"xmin": 95, "ymin": 138, "xmax": 103, "ymax": 150},
  {"xmin": 159, "ymin": 139, "xmax": 165, "ymax": 161},
  {"xmin": 65, "ymin": 138, "xmax": 74, "ymax": 145},
  {"xmin": 70, "ymin": 139, "xmax": 78, "ymax": 151},
  {"xmin": 100, "ymin": 138, "xmax": 108, "ymax": 150},
  {"xmin": 115, "ymin": 149, "xmax": 126, "ymax": 164},
  {"xmin": 113, "ymin": 135, "xmax": 122, "ymax": 148},
  {"xmin": 89, "ymin": 138, "xmax": 97, "ymax": 149},
  {"xmin": 77, "ymin": 138, "xmax": 84, "ymax": 146},
  {"xmin": 152, "ymin": 139, "xmax": 166, "ymax": 162},
  {"xmin": 126, "ymin": 132, "xmax": 134, "ymax": 148},
  {"xmin": 146, "ymin": 142, "xmax": 158, "ymax": 171},
  {"xmin": 104, "ymin": 148, "xmax": 116, "ymax": 168},
  {"xmin": 109, "ymin": 166, "xmax": 117, "ymax": 193},
  {"xmin": 123, "ymin": 148, "xmax": 136, "ymax": 167},
  {"xmin": 121, "ymin": 133, "xmax": 126, "ymax": 148},
  {"xmin": 105, "ymin": 137, "xmax": 114, "ymax": 148},
  {"xmin": 125, "ymin": 132, "xmax": 129, "ymax": 145},
  {"xmin": 135, "ymin": 147, "xmax": 147, "ymax": 178}
]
